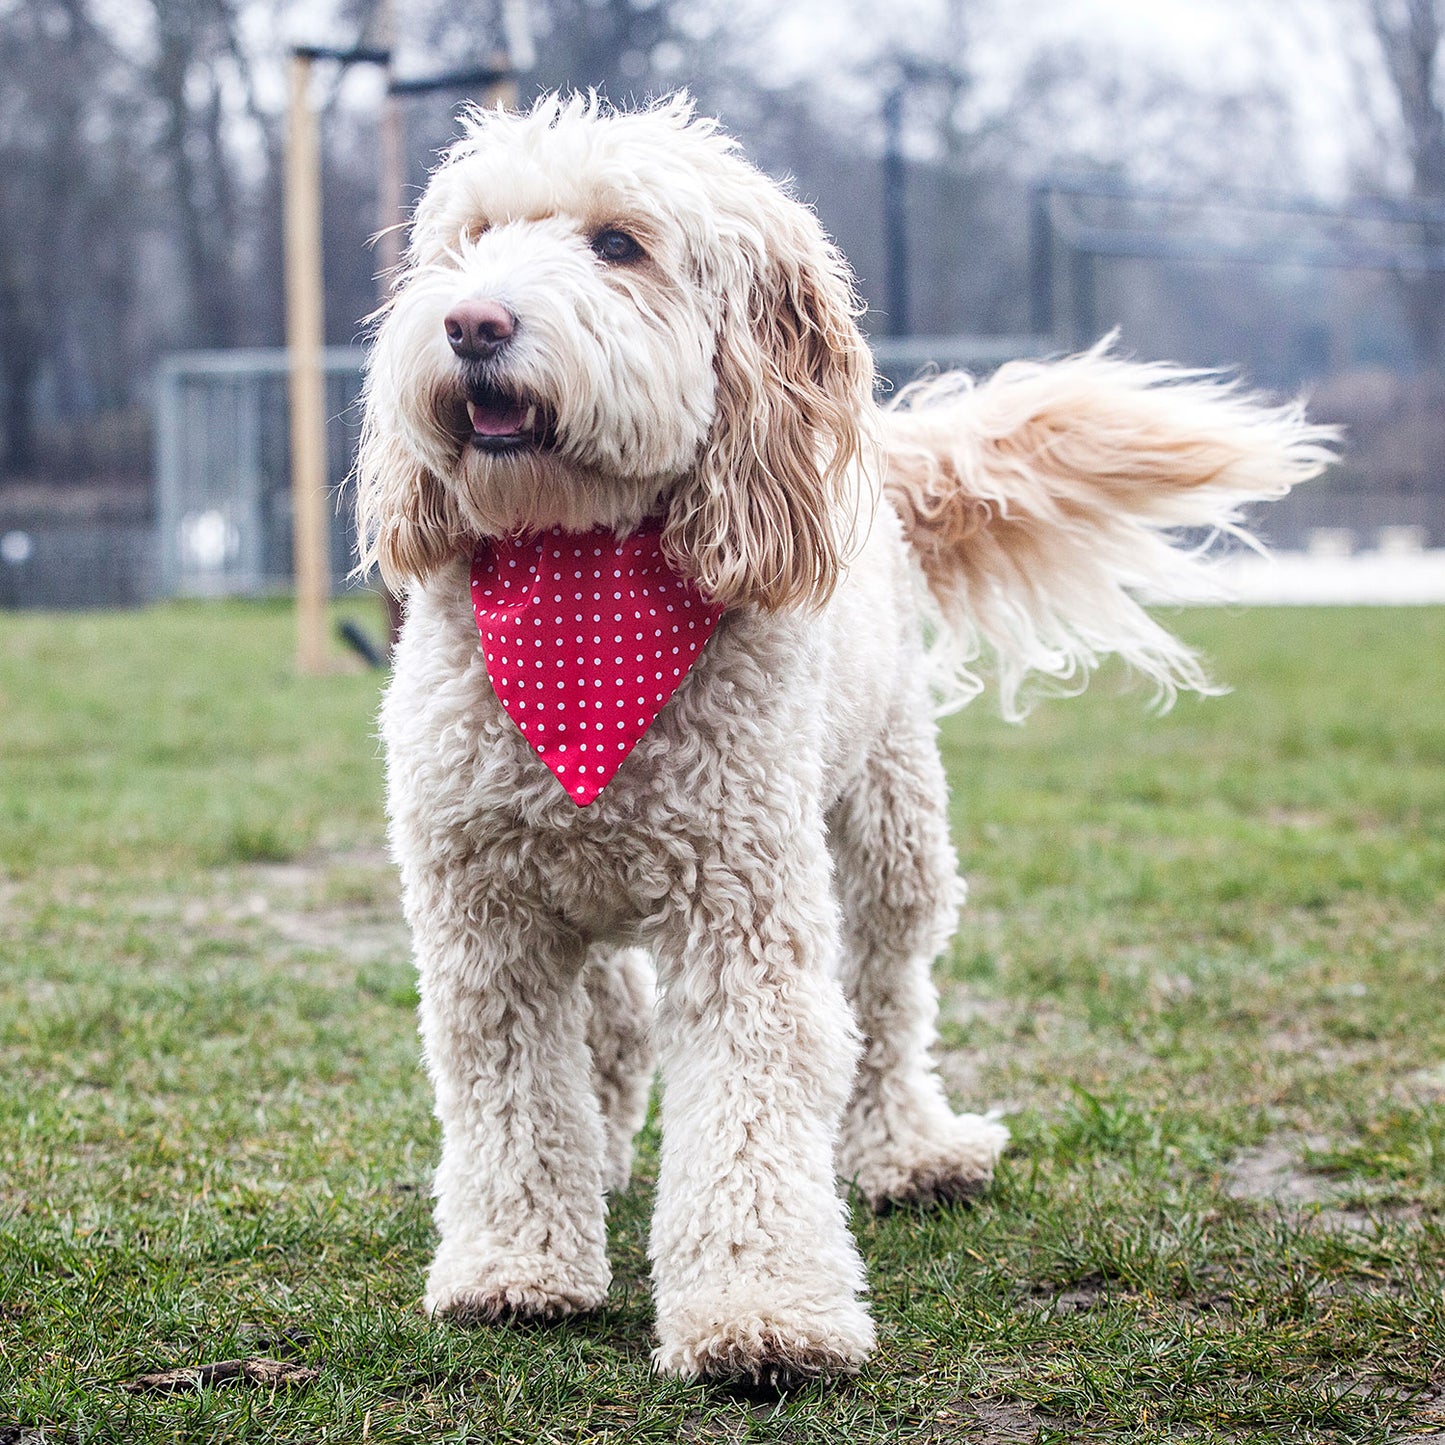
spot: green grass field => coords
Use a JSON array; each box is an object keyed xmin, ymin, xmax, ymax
[{"xmin": 1, "ymin": 600, "xmax": 1442, "ymax": 1443}]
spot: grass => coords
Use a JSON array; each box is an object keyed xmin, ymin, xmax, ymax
[{"xmin": 1, "ymin": 599, "xmax": 1443, "ymax": 1442}]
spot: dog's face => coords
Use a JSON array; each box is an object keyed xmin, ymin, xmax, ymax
[{"xmin": 357, "ymin": 96, "xmax": 875, "ymax": 611}]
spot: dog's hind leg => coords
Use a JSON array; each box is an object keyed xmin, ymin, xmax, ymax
[
  {"xmin": 411, "ymin": 881, "xmax": 612, "ymax": 1323},
  {"xmin": 831, "ymin": 709, "xmax": 1009, "ymax": 1211},
  {"xmin": 584, "ymin": 945, "xmax": 655, "ymax": 1194}
]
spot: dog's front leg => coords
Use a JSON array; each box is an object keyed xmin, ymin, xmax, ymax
[
  {"xmin": 646, "ymin": 823, "xmax": 874, "ymax": 1383},
  {"xmin": 415, "ymin": 895, "xmax": 610, "ymax": 1323}
]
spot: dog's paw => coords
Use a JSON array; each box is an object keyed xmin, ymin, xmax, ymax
[
  {"xmin": 849, "ymin": 1112, "xmax": 1009, "ymax": 1213},
  {"xmin": 654, "ymin": 1301, "xmax": 875, "ymax": 1385},
  {"xmin": 425, "ymin": 1247, "xmax": 609, "ymax": 1324}
]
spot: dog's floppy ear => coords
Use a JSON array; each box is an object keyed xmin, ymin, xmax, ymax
[
  {"xmin": 663, "ymin": 191, "xmax": 874, "ymax": 612},
  {"xmin": 354, "ymin": 412, "xmax": 465, "ymax": 592}
]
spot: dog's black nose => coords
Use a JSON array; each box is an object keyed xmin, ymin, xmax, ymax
[{"xmin": 444, "ymin": 299, "xmax": 517, "ymax": 360}]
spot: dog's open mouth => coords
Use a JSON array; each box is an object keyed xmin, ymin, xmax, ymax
[{"xmin": 464, "ymin": 384, "xmax": 556, "ymax": 454}]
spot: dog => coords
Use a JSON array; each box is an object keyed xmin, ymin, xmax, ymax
[{"xmin": 354, "ymin": 93, "xmax": 1333, "ymax": 1383}]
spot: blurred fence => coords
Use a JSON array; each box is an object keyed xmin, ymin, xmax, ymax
[
  {"xmin": 0, "ymin": 491, "xmax": 154, "ymax": 610},
  {"xmin": 155, "ymin": 349, "xmax": 367, "ymax": 599}
]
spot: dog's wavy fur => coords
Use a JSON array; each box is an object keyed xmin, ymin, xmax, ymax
[
  {"xmin": 884, "ymin": 350, "xmax": 1332, "ymax": 716},
  {"xmin": 356, "ymin": 93, "xmax": 1334, "ymax": 1384}
]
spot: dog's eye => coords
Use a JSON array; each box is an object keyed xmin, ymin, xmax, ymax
[{"xmin": 591, "ymin": 229, "xmax": 644, "ymax": 264}]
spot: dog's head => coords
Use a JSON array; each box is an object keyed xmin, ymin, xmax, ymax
[{"xmin": 356, "ymin": 94, "xmax": 874, "ymax": 610}]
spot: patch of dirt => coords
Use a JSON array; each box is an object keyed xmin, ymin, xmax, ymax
[
  {"xmin": 243, "ymin": 850, "xmax": 405, "ymax": 963},
  {"xmin": 936, "ymin": 989, "xmax": 1068, "ymax": 1116},
  {"xmin": 1224, "ymin": 1136, "xmax": 1337, "ymax": 1208},
  {"xmin": 1020, "ymin": 1273, "xmax": 1111, "ymax": 1316},
  {"xmin": 940, "ymin": 992, "xmax": 1018, "ymax": 1032},
  {"xmin": 937, "ymin": 1051, "xmax": 986, "ymax": 1104},
  {"xmin": 249, "ymin": 846, "xmax": 393, "ymax": 892},
  {"xmin": 173, "ymin": 848, "xmax": 410, "ymax": 970},
  {"xmin": 1224, "ymin": 1135, "xmax": 1428, "ymax": 1236},
  {"xmin": 1265, "ymin": 806, "xmax": 1331, "ymax": 830},
  {"xmin": 1308, "ymin": 1375, "xmax": 1445, "ymax": 1417},
  {"xmin": 122, "ymin": 1357, "xmax": 318, "ymax": 1392},
  {"xmin": 19, "ymin": 978, "xmax": 60, "ymax": 1007},
  {"xmin": 263, "ymin": 908, "xmax": 410, "ymax": 967},
  {"xmin": 1404, "ymin": 1062, "xmax": 1445, "ymax": 1100},
  {"xmin": 964, "ymin": 1397, "xmax": 1047, "ymax": 1441},
  {"xmin": 1259, "ymin": 1027, "xmax": 1376, "ymax": 1074},
  {"xmin": 1312, "ymin": 1202, "xmax": 1427, "ymax": 1237},
  {"xmin": 255, "ymin": 855, "xmax": 409, "ymax": 972}
]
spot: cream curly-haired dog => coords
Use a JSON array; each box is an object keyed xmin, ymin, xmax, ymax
[{"xmin": 356, "ymin": 94, "xmax": 1331, "ymax": 1383}]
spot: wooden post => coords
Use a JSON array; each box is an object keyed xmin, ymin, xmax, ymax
[
  {"xmin": 284, "ymin": 50, "xmax": 331, "ymax": 676},
  {"xmin": 376, "ymin": 4, "xmax": 406, "ymax": 654},
  {"xmin": 376, "ymin": 96, "xmax": 406, "ymax": 280},
  {"xmin": 375, "ymin": 0, "xmax": 406, "ymax": 278},
  {"xmin": 482, "ymin": 49, "xmax": 519, "ymax": 111}
]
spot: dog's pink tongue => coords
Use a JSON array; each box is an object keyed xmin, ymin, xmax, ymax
[{"xmin": 468, "ymin": 397, "xmax": 528, "ymax": 436}]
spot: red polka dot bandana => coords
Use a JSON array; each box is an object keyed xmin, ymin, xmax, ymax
[{"xmin": 470, "ymin": 517, "xmax": 723, "ymax": 807}]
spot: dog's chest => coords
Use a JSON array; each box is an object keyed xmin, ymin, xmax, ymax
[{"xmin": 384, "ymin": 582, "xmax": 834, "ymax": 936}]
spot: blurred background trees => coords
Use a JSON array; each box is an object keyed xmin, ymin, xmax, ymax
[{"xmin": 2, "ymin": 0, "xmax": 1444, "ymax": 515}]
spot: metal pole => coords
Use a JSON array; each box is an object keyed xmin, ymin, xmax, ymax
[
  {"xmin": 1069, "ymin": 245, "xmax": 1097, "ymax": 349},
  {"xmin": 285, "ymin": 50, "xmax": 331, "ymax": 675},
  {"xmin": 1029, "ymin": 182, "xmax": 1055, "ymax": 339},
  {"xmin": 882, "ymin": 83, "xmax": 910, "ymax": 339},
  {"xmin": 154, "ymin": 359, "xmax": 182, "ymax": 598}
]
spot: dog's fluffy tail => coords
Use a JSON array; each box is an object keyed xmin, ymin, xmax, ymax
[{"xmin": 881, "ymin": 340, "xmax": 1338, "ymax": 718}]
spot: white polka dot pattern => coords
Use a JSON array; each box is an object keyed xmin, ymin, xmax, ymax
[{"xmin": 470, "ymin": 516, "xmax": 723, "ymax": 807}]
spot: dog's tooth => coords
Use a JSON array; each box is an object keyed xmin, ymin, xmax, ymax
[
  {"xmin": 524, "ymin": 404, "xmax": 537, "ymax": 430},
  {"xmin": 466, "ymin": 401, "xmax": 480, "ymax": 429}
]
